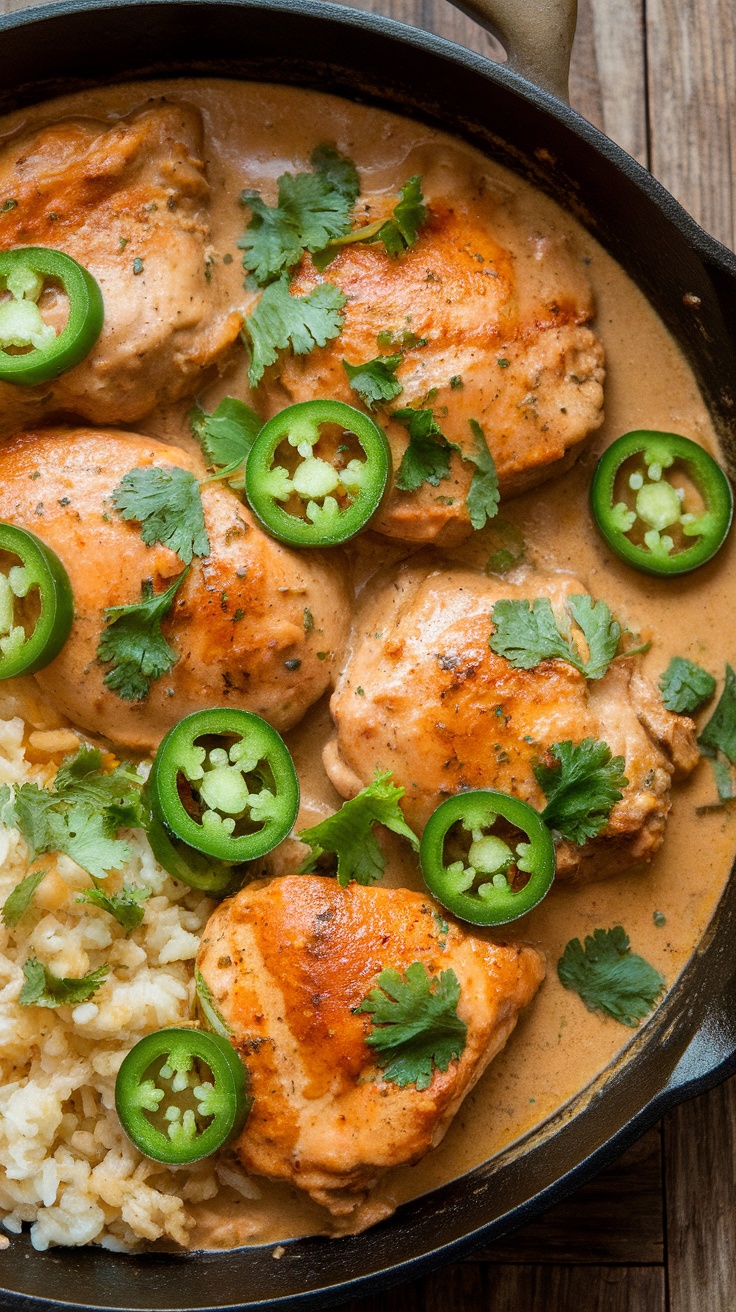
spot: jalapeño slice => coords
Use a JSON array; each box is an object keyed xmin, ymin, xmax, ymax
[
  {"xmin": 115, "ymin": 1027, "xmax": 251, "ymax": 1165},
  {"xmin": 419, "ymin": 789, "xmax": 555, "ymax": 927},
  {"xmin": 0, "ymin": 248, "xmax": 104, "ymax": 386},
  {"xmin": 0, "ymin": 523, "xmax": 73, "ymax": 678},
  {"xmin": 146, "ymin": 810, "xmax": 248, "ymax": 898},
  {"xmin": 591, "ymin": 430, "xmax": 733, "ymax": 576},
  {"xmin": 245, "ymin": 399, "xmax": 390, "ymax": 546},
  {"xmin": 149, "ymin": 708, "xmax": 299, "ymax": 863}
]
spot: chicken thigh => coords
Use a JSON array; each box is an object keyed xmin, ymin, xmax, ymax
[
  {"xmin": 277, "ymin": 190, "xmax": 604, "ymax": 545},
  {"xmin": 0, "ymin": 428, "xmax": 349, "ymax": 751},
  {"xmin": 197, "ymin": 874, "xmax": 545, "ymax": 1230},
  {"xmin": 325, "ymin": 562, "xmax": 699, "ymax": 881},
  {"xmin": 0, "ymin": 102, "xmax": 242, "ymax": 436}
]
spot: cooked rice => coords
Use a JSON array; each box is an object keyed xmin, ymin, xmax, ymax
[{"xmin": 0, "ymin": 715, "xmax": 254, "ymax": 1251}]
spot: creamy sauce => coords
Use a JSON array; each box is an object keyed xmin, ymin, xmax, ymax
[{"xmin": 1, "ymin": 78, "xmax": 734, "ymax": 1249}]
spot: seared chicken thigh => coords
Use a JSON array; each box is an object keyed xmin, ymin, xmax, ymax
[
  {"xmin": 278, "ymin": 193, "xmax": 605, "ymax": 544},
  {"xmin": 0, "ymin": 102, "xmax": 242, "ymax": 436},
  {"xmin": 0, "ymin": 428, "xmax": 349, "ymax": 750},
  {"xmin": 325, "ymin": 562, "xmax": 699, "ymax": 881},
  {"xmin": 197, "ymin": 875, "xmax": 544, "ymax": 1229}
]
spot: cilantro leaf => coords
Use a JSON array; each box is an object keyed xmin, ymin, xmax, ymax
[
  {"xmin": 195, "ymin": 966, "xmax": 233, "ymax": 1039},
  {"xmin": 19, "ymin": 955, "xmax": 109, "ymax": 1009},
  {"xmin": 535, "ymin": 739, "xmax": 628, "ymax": 844},
  {"xmin": 489, "ymin": 594, "xmax": 621, "ymax": 680},
  {"xmin": 1, "ymin": 868, "xmax": 47, "ymax": 927},
  {"xmin": 96, "ymin": 571, "xmax": 186, "ymax": 702},
  {"xmin": 659, "ymin": 657, "xmax": 716, "ymax": 714},
  {"xmin": 393, "ymin": 406, "xmax": 454, "ymax": 491},
  {"xmin": 313, "ymin": 175, "xmax": 428, "ymax": 269},
  {"xmin": 244, "ymin": 276, "xmax": 347, "ymax": 387},
  {"xmin": 358, "ymin": 961, "xmax": 467, "ymax": 1090},
  {"xmin": 464, "ymin": 419, "xmax": 499, "ymax": 530},
  {"xmin": 76, "ymin": 885, "xmax": 150, "ymax": 936},
  {"xmin": 298, "ymin": 769, "xmax": 419, "ymax": 887},
  {"xmin": 557, "ymin": 926, "xmax": 665, "ymax": 1027},
  {"xmin": 485, "ymin": 518, "xmax": 525, "ymax": 576},
  {"xmin": 239, "ymin": 144, "xmax": 359, "ymax": 285},
  {"xmin": 111, "ymin": 466, "xmax": 209, "ymax": 565},
  {"xmin": 697, "ymin": 664, "xmax": 736, "ymax": 764},
  {"xmin": 189, "ymin": 397, "xmax": 262, "ymax": 471},
  {"xmin": 342, "ymin": 354, "xmax": 403, "ymax": 410},
  {"xmin": 0, "ymin": 746, "xmax": 144, "ymax": 879}
]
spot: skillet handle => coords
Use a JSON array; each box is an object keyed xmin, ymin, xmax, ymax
[{"xmin": 447, "ymin": 0, "xmax": 578, "ymax": 102}]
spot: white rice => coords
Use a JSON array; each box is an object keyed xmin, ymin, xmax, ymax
[{"xmin": 0, "ymin": 715, "xmax": 252, "ymax": 1251}]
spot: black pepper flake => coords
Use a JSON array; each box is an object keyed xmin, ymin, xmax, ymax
[
  {"xmin": 58, "ymin": 497, "xmax": 70, "ymax": 507},
  {"xmin": 284, "ymin": 658, "xmax": 301, "ymax": 671},
  {"xmin": 223, "ymin": 253, "xmax": 233, "ymax": 265},
  {"xmin": 35, "ymin": 502, "xmax": 44, "ymax": 515}
]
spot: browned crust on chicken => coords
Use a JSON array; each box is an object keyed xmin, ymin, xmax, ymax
[{"xmin": 197, "ymin": 875, "xmax": 544, "ymax": 1230}]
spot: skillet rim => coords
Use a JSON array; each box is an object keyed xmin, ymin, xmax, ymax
[{"xmin": 0, "ymin": 2, "xmax": 734, "ymax": 1307}]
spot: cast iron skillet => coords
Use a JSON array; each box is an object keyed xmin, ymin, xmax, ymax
[{"xmin": 0, "ymin": 0, "xmax": 735, "ymax": 1307}]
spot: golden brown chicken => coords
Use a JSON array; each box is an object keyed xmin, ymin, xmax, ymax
[
  {"xmin": 276, "ymin": 192, "xmax": 605, "ymax": 545},
  {"xmin": 324, "ymin": 561, "xmax": 699, "ymax": 882},
  {"xmin": 0, "ymin": 428, "xmax": 349, "ymax": 751},
  {"xmin": 197, "ymin": 874, "xmax": 544, "ymax": 1230},
  {"xmin": 0, "ymin": 102, "xmax": 242, "ymax": 435}
]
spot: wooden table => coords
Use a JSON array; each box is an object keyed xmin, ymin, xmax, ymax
[{"xmin": 0, "ymin": 0, "xmax": 732, "ymax": 1305}]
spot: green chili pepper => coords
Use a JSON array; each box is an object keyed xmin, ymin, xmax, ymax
[
  {"xmin": 245, "ymin": 399, "xmax": 390, "ymax": 546},
  {"xmin": 419, "ymin": 789, "xmax": 555, "ymax": 926},
  {"xmin": 0, "ymin": 247, "xmax": 103, "ymax": 385},
  {"xmin": 146, "ymin": 809, "xmax": 248, "ymax": 898},
  {"xmin": 590, "ymin": 431, "xmax": 733, "ymax": 576},
  {"xmin": 149, "ymin": 708, "xmax": 299, "ymax": 863},
  {"xmin": 115, "ymin": 1027, "xmax": 251, "ymax": 1164},
  {"xmin": 0, "ymin": 523, "xmax": 73, "ymax": 678}
]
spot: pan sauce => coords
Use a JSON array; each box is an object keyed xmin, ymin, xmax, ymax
[{"xmin": 1, "ymin": 78, "xmax": 734, "ymax": 1249}]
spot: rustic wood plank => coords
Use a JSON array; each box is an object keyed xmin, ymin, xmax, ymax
[
  {"xmin": 337, "ymin": 1263, "xmax": 666, "ymax": 1310},
  {"xmin": 569, "ymin": 0, "xmax": 648, "ymax": 165},
  {"xmin": 647, "ymin": 0, "xmax": 736, "ymax": 248},
  {"xmin": 472, "ymin": 1127, "xmax": 663, "ymax": 1264},
  {"xmin": 665, "ymin": 1075, "xmax": 736, "ymax": 1312}
]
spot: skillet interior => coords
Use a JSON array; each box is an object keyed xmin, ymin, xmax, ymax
[{"xmin": 0, "ymin": 1, "xmax": 736, "ymax": 1307}]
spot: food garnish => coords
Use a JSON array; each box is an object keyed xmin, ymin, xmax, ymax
[
  {"xmin": 146, "ymin": 812, "xmax": 245, "ymax": 897},
  {"xmin": 239, "ymin": 144, "xmax": 359, "ymax": 286},
  {"xmin": 111, "ymin": 466, "xmax": 210, "ymax": 565},
  {"xmin": 358, "ymin": 961, "xmax": 467, "ymax": 1090},
  {"xmin": 76, "ymin": 884, "xmax": 151, "ymax": 936},
  {"xmin": 149, "ymin": 708, "xmax": 299, "ymax": 864},
  {"xmin": 195, "ymin": 966, "xmax": 233, "ymax": 1038},
  {"xmin": 243, "ymin": 275, "xmax": 347, "ymax": 387},
  {"xmin": 313, "ymin": 174, "xmax": 427, "ymax": 268},
  {"xmin": 342, "ymin": 353, "xmax": 403, "ymax": 409},
  {"xmin": 534, "ymin": 739, "xmax": 628, "ymax": 844},
  {"xmin": 659, "ymin": 656, "xmax": 716, "ymax": 713},
  {"xmin": 0, "ymin": 247, "xmax": 103, "ymax": 385},
  {"xmin": 97, "ymin": 571, "xmax": 187, "ymax": 702},
  {"xmin": 697, "ymin": 663, "xmax": 736, "ymax": 802},
  {"xmin": 189, "ymin": 396, "xmax": 262, "ymax": 474},
  {"xmin": 557, "ymin": 926, "xmax": 665, "ymax": 1027},
  {"xmin": 19, "ymin": 956, "xmax": 109, "ymax": 1008},
  {"xmin": 418, "ymin": 789, "xmax": 555, "ymax": 926},
  {"xmin": 115, "ymin": 1028, "xmax": 251, "ymax": 1164},
  {"xmin": 1, "ymin": 869, "xmax": 47, "ymax": 927},
  {"xmin": 590, "ymin": 430, "xmax": 733, "ymax": 575},
  {"xmin": 245, "ymin": 398, "xmax": 390, "ymax": 547},
  {"xmin": 298, "ymin": 769, "xmax": 419, "ymax": 886},
  {"xmin": 0, "ymin": 522, "xmax": 73, "ymax": 679},
  {"xmin": 0, "ymin": 745, "xmax": 143, "ymax": 879},
  {"xmin": 464, "ymin": 419, "xmax": 500, "ymax": 530},
  {"xmin": 393, "ymin": 403, "xmax": 455, "ymax": 491},
  {"xmin": 489, "ymin": 594, "xmax": 621, "ymax": 680}
]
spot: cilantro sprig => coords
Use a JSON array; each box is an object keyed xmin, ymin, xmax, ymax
[
  {"xmin": 76, "ymin": 885, "xmax": 150, "ymax": 936},
  {"xmin": 1, "ymin": 869, "xmax": 47, "ymax": 927},
  {"xmin": 111, "ymin": 466, "xmax": 209, "ymax": 565},
  {"xmin": 659, "ymin": 656, "xmax": 716, "ymax": 714},
  {"xmin": 558, "ymin": 926, "xmax": 665, "ymax": 1027},
  {"xmin": 189, "ymin": 397, "xmax": 262, "ymax": 473},
  {"xmin": 464, "ymin": 419, "xmax": 500, "ymax": 531},
  {"xmin": 0, "ymin": 746, "xmax": 144, "ymax": 880},
  {"xmin": 342, "ymin": 354, "xmax": 403, "ymax": 410},
  {"xmin": 358, "ymin": 961, "xmax": 467, "ymax": 1090},
  {"xmin": 239, "ymin": 144, "xmax": 359, "ymax": 287},
  {"xmin": 697, "ymin": 663, "xmax": 736, "ymax": 803},
  {"xmin": 490, "ymin": 594, "xmax": 621, "ymax": 680},
  {"xmin": 244, "ymin": 275, "xmax": 347, "ymax": 387},
  {"xmin": 19, "ymin": 956, "xmax": 109, "ymax": 1009},
  {"xmin": 535, "ymin": 739, "xmax": 628, "ymax": 844},
  {"xmin": 393, "ymin": 405, "xmax": 454, "ymax": 491},
  {"xmin": 298, "ymin": 769, "xmax": 419, "ymax": 886},
  {"xmin": 314, "ymin": 175, "xmax": 427, "ymax": 269},
  {"xmin": 96, "ymin": 570, "xmax": 187, "ymax": 703}
]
